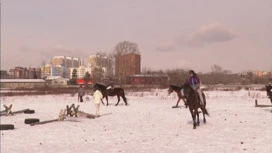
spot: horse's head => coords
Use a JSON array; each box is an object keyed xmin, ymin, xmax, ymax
[
  {"xmin": 182, "ymin": 83, "xmax": 194, "ymax": 97},
  {"xmin": 168, "ymin": 85, "xmax": 174, "ymax": 95},
  {"xmin": 265, "ymin": 85, "xmax": 272, "ymax": 96},
  {"xmin": 265, "ymin": 85, "xmax": 272, "ymax": 91}
]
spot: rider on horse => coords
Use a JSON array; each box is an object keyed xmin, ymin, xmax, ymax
[{"xmin": 185, "ymin": 70, "xmax": 204, "ymax": 105}]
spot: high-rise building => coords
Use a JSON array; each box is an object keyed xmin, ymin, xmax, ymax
[
  {"xmin": 50, "ymin": 56, "xmax": 81, "ymax": 67},
  {"xmin": 52, "ymin": 65, "xmax": 66, "ymax": 78},
  {"xmin": 115, "ymin": 53, "xmax": 141, "ymax": 82},
  {"xmin": 9, "ymin": 67, "xmax": 42, "ymax": 79},
  {"xmin": 88, "ymin": 54, "xmax": 113, "ymax": 76},
  {"xmin": 41, "ymin": 64, "xmax": 53, "ymax": 78},
  {"xmin": 28, "ymin": 68, "xmax": 41, "ymax": 79},
  {"xmin": 50, "ymin": 56, "xmax": 82, "ymax": 78},
  {"xmin": 69, "ymin": 66, "xmax": 92, "ymax": 79}
]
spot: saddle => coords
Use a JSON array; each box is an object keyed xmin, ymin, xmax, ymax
[{"xmin": 106, "ymin": 86, "xmax": 114, "ymax": 94}]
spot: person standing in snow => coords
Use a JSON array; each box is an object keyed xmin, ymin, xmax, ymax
[
  {"xmin": 78, "ymin": 85, "xmax": 85, "ymax": 102},
  {"xmin": 93, "ymin": 87, "xmax": 103, "ymax": 117}
]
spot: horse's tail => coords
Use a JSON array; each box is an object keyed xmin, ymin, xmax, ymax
[
  {"xmin": 202, "ymin": 92, "xmax": 209, "ymax": 116},
  {"xmin": 203, "ymin": 107, "xmax": 209, "ymax": 116}
]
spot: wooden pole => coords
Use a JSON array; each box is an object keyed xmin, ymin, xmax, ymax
[
  {"xmin": 30, "ymin": 110, "xmax": 65, "ymax": 126},
  {"xmin": 30, "ymin": 119, "xmax": 59, "ymax": 126},
  {"xmin": 255, "ymin": 99, "xmax": 258, "ymax": 107},
  {"xmin": 13, "ymin": 109, "xmax": 30, "ymax": 114}
]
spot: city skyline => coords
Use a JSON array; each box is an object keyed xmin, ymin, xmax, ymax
[{"xmin": 1, "ymin": 0, "xmax": 272, "ymax": 73}]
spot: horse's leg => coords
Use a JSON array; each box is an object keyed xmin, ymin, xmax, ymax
[
  {"xmin": 101, "ymin": 97, "xmax": 105, "ymax": 105},
  {"xmin": 121, "ymin": 92, "xmax": 128, "ymax": 105},
  {"xmin": 190, "ymin": 108, "xmax": 197, "ymax": 129},
  {"xmin": 182, "ymin": 98, "xmax": 188, "ymax": 108},
  {"xmin": 200, "ymin": 106, "xmax": 206, "ymax": 123},
  {"xmin": 173, "ymin": 98, "xmax": 181, "ymax": 108},
  {"xmin": 196, "ymin": 109, "xmax": 200, "ymax": 126},
  {"xmin": 115, "ymin": 95, "xmax": 121, "ymax": 106},
  {"xmin": 106, "ymin": 95, "xmax": 109, "ymax": 106}
]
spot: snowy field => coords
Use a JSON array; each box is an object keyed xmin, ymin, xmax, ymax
[{"xmin": 1, "ymin": 89, "xmax": 272, "ymax": 153}]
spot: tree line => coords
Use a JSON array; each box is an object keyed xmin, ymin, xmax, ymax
[{"xmin": 68, "ymin": 40, "xmax": 272, "ymax": 86}]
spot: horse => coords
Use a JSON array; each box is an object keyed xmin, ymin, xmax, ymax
[
  {"xmin": 168, "ymin": 85, "xmax": 187, "ymax": 108},
  {"xmin": 265, "ymin": 84, "xmax": 272, "ymax": 103},
  {"xmin": 181, "ymin": 83, "xmax": 209, "ymax": 129},
  {"xmin": 93, "ymin": 83, "xmax": 128, "ymax": 106}
]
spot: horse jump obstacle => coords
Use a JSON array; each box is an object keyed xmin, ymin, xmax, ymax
[
  {"xmin": 0, "ymin": 104, "xmax": 31, "ymax": 116},
  {"xmin": 66, "ymin": 103, "xmax": 96, "ymax": 119},
  {"xmin": 30, "ymin": 109, "xmax": 66, "ymax": 126},
  {"xmin": 30, "ymin": 104, "xmax": 96, "ymax": 126},
  {"xmin": 255, "ymin": 99, "xmax": 272, "ymax": 107}
]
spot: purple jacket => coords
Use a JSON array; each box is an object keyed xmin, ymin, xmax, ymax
[{"xmin": 187, "ymin": 75, "xmax": 200, "ymax": 89}]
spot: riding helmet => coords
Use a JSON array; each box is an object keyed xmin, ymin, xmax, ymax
[{"xmin": 189, "ymin": 70, "xmax": 195, "ymax": 74}]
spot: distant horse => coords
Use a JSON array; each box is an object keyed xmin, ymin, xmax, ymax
[
  {"xmin": 168, "ymin": 85, "xmax": 187, "ymax": 108},
  {"xmin": 182, "ymin": 83, "xmax": 209, "ymax": 129},
  {"xmin": 265, "ymin": 84, "xmax": 272, "ymax": 103},
  {"xmin": 94, "ymin": 83, "xmax": 128, "ymax": 106}
]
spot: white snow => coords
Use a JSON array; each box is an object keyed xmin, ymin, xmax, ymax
[{"xmin": 1, "ymin": 89, "xmax": 272, "ymax": 153}]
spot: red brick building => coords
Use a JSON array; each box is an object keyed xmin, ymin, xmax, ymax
[{"xmin": 115, "ymin": 53, "xmax": 141, "ymax": 83}]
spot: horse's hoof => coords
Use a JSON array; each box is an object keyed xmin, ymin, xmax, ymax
[
  {"xmin": 172, "ymin": 106, "xmax": 178, "ymax": 108},
  {"xmin": 193, "ymin": 126, "xmax": 196, "ymax": 129}
]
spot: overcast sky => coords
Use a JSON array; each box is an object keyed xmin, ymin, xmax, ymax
[{"xmin": 1, "ymin": 0, "xmax": 272, "ymax": 73}]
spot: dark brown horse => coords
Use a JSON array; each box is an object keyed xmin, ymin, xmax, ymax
[
  {"xmin": 182, "ymin": 83, "xmax": 209, "ymax": 129},
  {"xmin": 94, "ymin": 83, "xmax": 128, "ymax": 106},
  {"xmin": 265, "ymin": 84, "xmax": 272, "ymax": 103},
  {"xmin": 168, "ymin": 85, "xmax": 187, "ymax": 108}
]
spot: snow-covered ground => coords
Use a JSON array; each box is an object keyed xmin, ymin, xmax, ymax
[{"xmin": 1, "ymin": 89, "xmax": 272, "ymax": 153}]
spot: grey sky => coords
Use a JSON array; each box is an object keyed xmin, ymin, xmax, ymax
[{"xmin": 1, "ymin": 0, "xmax": 272, "ymax": 73}]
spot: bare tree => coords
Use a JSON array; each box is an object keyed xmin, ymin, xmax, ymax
[
  {"xmin": 41, "ymin": 59, "xmax": 46, "ymax": 67},
  {"xmin": 91, "ymin": 67, "xmax": 104, "ymax": 84},
  {"xmin": 113, "ymin": 41, "xmax": 140, "ymax": 55},
  {"xmin": 106, "ymin": 52, "xmax": 115, "ymax": 76},
  {"xmin": 165, "ymin": 68, "xmax": 188, "ymax": 86},
  {"xmin": 211, "ymin": 64, "xmax": 223, "ymax": 74},
  {"xmin": 142, "ymin": 67, "xmax": 152, "ymax": 75},
  {"xmin": 113, "ymin": 41, "xmax": 140, "ymax": 85}
]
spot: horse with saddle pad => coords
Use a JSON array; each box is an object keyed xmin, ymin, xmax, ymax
[
  {"xmin": 181, "ymin": 83, "xmax": 209, "ymax": 129},
  {"xmin": 168, "ymin": 85, "xmax": 187, "ymax": 108},
  {"xmin": 93, "ymin": 83, "xmax": 128, "ymax": 106}
]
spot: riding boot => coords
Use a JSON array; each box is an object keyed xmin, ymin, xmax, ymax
[{"xmin": 196, "ymin": 89, "xmax": 204, "ymax": 105}]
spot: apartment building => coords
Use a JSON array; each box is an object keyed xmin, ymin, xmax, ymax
[
  {"xmin": 9, "ymin": 67, "xmax": 41, "ymax": 79},
  {"xmin": 0, "ymin": 70, "xmax": 10, "ymax": 79},
  {"xmin": 69, "ymin": 66, "xmax": 92, "ymax": 79},
  {"xmin": 50, "ymin": 56, "xmax": 81, "ymax": 68},
  {"xmin": 115, "ymin": 53, "xmax": 141, "ymax": 82},
  {"xmin": 50, "ymin": 56, "xmax": 82, "ymax": 78},
  {"xmin": 41, "ymin": 64, "xmax": 53, "ymax": 78},
  {"xmin": 88, "ymin": 54, "xmax": 113, "ymax": 76}
]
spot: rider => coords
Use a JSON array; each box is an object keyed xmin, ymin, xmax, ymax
[{"xmin": 186, "ymin": 70, "xmax": 204, "ymax": 105}]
